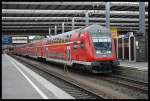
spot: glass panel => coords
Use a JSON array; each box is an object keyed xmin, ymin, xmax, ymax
[{"xmin": 92, "ymin": 38, "xmax": 112, "ymax": 54}]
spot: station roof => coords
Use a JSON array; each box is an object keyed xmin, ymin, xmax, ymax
[{"xmin": 2, "ymin": 2, "xmax": 148, "ymax": 36}]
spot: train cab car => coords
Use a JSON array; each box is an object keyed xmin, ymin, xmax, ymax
[{"xmin": 69, "ymin": 24, "xmax": 119, "ymax": 73}]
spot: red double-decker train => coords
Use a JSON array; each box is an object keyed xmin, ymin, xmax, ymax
[{"xmin": 12, "ymin": 24, "xmax": 119, "ymax": 73}]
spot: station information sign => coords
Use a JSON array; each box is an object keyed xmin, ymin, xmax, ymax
[
  {"xmin": 111, "ymin": 28, "xmax": 118, "ymax": 39},
  {"xmin": 12, "ymin": 36, "xmax": 28, "ymax": 43},
  {"xmin": 2, "ymin": 36, "xmax": 12, "ymax": 44}
]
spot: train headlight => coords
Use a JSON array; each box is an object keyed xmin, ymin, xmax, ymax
[
  {"xmin": 96, "ymin": 51, "xmax": 100, "ymax": 54},
  {"xmin": 108, "ymin": 51, "xmax": 111, "ymax": 53}
]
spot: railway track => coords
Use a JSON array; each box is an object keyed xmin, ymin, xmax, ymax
[
  {"xmin": 12, "ymin": 55, "xmax": 104, "ymax": 99},
  {"xmin": 68, "ymin": 69, "xmax": 148, "ymax": 94},
  {"xmin": 75, "ymin": 69, "xmax": 148, "ymax": 94},
  {"xmin": 98, "ymin": 75, "xmax": 148, "ymax": 94},
  {"xmin": 11, "ymin": 55, "xmax": 148, "ymax": 99}
]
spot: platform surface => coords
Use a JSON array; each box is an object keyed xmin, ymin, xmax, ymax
[
  {"xmin": 2, "ymin": 54, "xmax": 74, "ymax": 99},
  {"xmin": 119, "ymin": 61, "xmax": 148, "ymax": 71}
]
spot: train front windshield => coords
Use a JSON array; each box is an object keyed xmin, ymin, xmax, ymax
[{"xmin": 92, "ymin": 38, "xmax": 112, "ymax": 54}]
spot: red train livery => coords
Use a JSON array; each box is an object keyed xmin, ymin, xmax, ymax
[{"xmin": 12, "ymin": 24, "xmax": 119, "ymax": 73}]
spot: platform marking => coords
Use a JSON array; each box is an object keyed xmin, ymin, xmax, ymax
[
  {"xmin": 7, "ymin": 55, "xmax": 48, "ymax": 99},
  {"xmin": 7, "ymin": 54, "xmax": 74, "ymax": 99}
]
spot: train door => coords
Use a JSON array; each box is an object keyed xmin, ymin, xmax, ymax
[
  {"xmin": 67, "ymin": 46, "xmax": 71, "ymax": 65},
  {"xmin": 45, "ymin": 46, "xmax": 48, "ymax": 58}
]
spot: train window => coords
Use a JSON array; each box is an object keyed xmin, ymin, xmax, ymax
[
  {"xmin": 66, "ymin": 38, "xmax": 69, "ymax": 42},
  {"xmin": 48, "ymin": 40, "xmax": 51, "ymax": 44},
  {"xmin": 74, "ymin": 41, "xmax": 78, "ymax": 45},
  {"xmin": 80, "ymin": 41, "xmax": 85, "ymax": 49},
  {"xmin": 65, "ymin": 38, "xmax": 67, "ymax": 42},
  {"xmin": 78, "ymin": 32, "xmax": 81, "ymax": 38},
  {"xmin": 63, "ymin": 38, "xmax": 65, "ymax": 43},
  {"xmin": 58, "ymin": 38, "xmax": 60, "ymax": 43},
  {"xmin": 61, "ymin": 38, "xmax": 63, "ymax": 43},
  {"xmin": 56, "ymin": 38, "xmax": 58, "ymax": 43},
  {"xmin": 73, "ymin": 41, "xmax": 78, "ymax": 50},
  {"xmin": 67, "ymin": 38, "xmax": 69, "ymax": 42}
]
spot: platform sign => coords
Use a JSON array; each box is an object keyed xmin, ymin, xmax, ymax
[
  {"xmin": 111, "ymin": 28, "xmax": 118, "ymax": 39},
  {"xmin": 2, "ymin": 36, "xmax": 12, "ymax": 44},
  {"xmin": 124, "ymin": 32, "xmax": 129, "ymax": 39},
  {"xmin": 12, "ymin": 36, "xmax": 28, "ymax": 43}
]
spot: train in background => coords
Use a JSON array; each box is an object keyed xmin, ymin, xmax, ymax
[{"xmin": 12, "ymin": 24, "xmax": 119, "ymax": 73}]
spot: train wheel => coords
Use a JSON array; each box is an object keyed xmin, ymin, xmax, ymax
[{"xmin": 79, "ymin": 65, "xmax": 85, "ymax": 73}]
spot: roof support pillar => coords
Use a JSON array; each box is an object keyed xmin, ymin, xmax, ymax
[
  {"xmin": 27, "ymin": 36, "xmax": 29, "ymax": 43},
  {"xmin": 62, "ymin": 22, "xmax": 64, "ymax": 33},
  {"xmin": 49, "ymin": 27, "xmax": 51, "ymax": 37},
  {"xmin": 105, "ymin": 2, "xmax": 110, "ymax": 29},
  {"xmin": 85, "ymin": 12, "xmax": 89, "ymax": 26},
  {"xmin": 55, "ymin": 25, "xmax": 57, "ymax": 35},
  {"xmin": 72, "ymin": 17, "xmax": 74, "ymax": 30},
  {"xmin": 139, "ymin": 2, "xmax": 145, "ymax": 35}
]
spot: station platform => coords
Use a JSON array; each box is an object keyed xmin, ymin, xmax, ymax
[
  {"xmin": 118, "ymin": 60, "xmax": 148, "ymax": 71},
  {"xmin": 2, "ymin": 54, "xmax": 74, "ymax": 99}
]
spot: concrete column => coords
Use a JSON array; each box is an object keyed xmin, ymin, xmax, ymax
[
  {"xmin": 27, "ymin": 36, "xmax": 29, "ymax": 43},
  {"xmin": 122, "ymin": 37, "xmax": 124, "ymax": 60},
  {"xmin": 55, "ymin": 25, "xmax": 57, "ymax": 35},
  {"xmin": 62, "ymin": 22, "xmax": 64, "ymax": 33},
  {"xmin": 105, "ymin": 2, "xmax": 110, "ymax": 28},
  {"xmin": 72, "ymin": 17, "xmax": 74, "ymax": 30},
  {"xmin": 85, "ymin": 12, "xmax": 89, "ymax": 26},
  {"xmin": 116, "ymin": 38, "xmax": 118, "ymax": 58},
  {"xmin": 139, "ymin": 2, "xmax": 145, "ymax": 35},
  {"xmin": 49, "ymin": 27, "xmax": 51, "ymax": 37},
  {"xmin": 139, "ymin": 2, "xmax": 147, "ymax": 61}
]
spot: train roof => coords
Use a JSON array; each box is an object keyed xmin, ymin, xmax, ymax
[
  {"xmin": 46, "ymin": 24, "xmax": 111, "ymax": 39},
  {"xmin": 17, "ymin": 24, "xmax": 111, "ymax": 47},
  {"xmin": 82, "ymin": 24, "xmax": 111, "ymax": 34}
]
